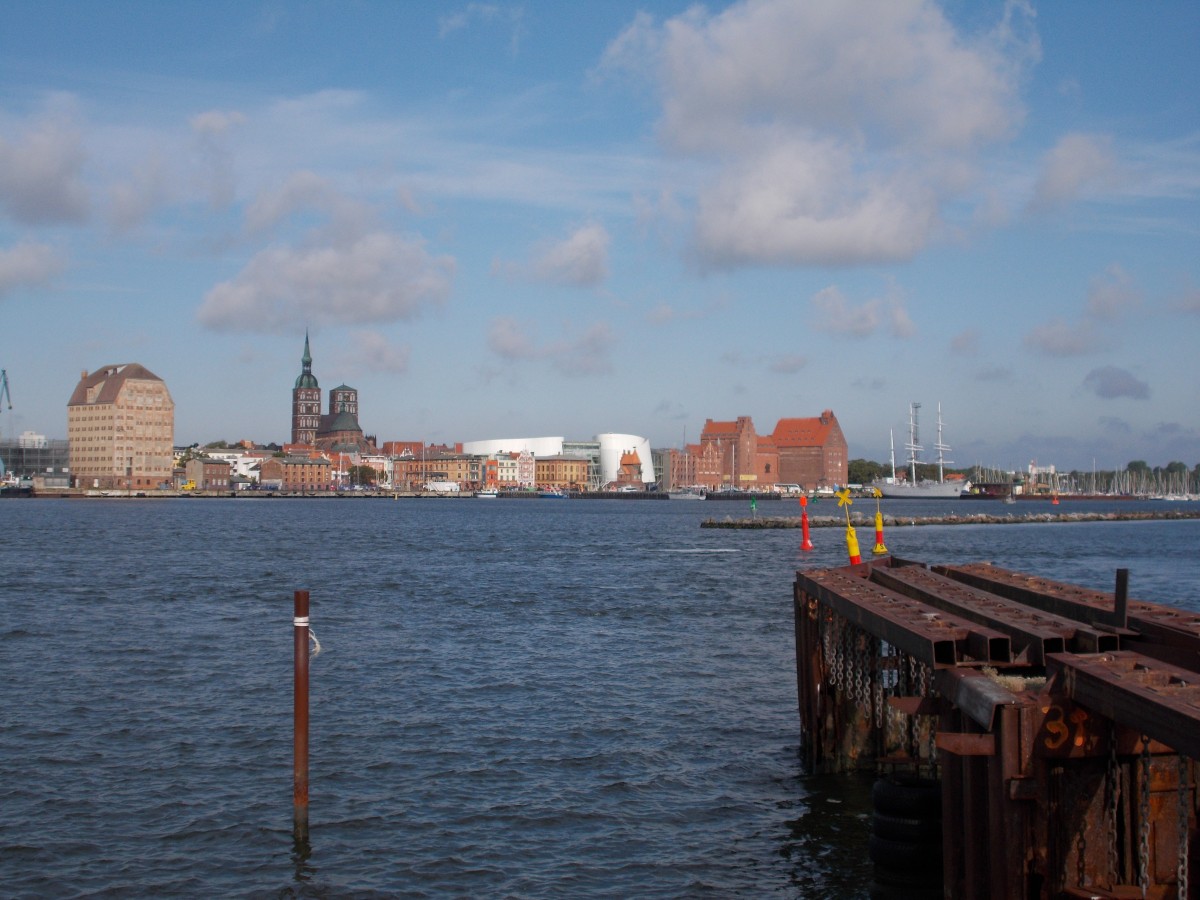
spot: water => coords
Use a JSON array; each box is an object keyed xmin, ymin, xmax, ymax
[{"xmin": 2, "ymin": 497, "xmax": 1197, "ymax": 898}]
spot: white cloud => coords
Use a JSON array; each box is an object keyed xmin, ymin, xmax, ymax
[
  {"xmin": 496, "ymin": 223, "xmax": 612, "ymax": 287},
  {"xmin": 0, "ymin": 242, "xmax": 65, "ymax": 297},
  {"xmin": 1083, "ymin": 366, "xmax": 1149, "ymax": 400},
  {"xmin": 810, "ymin": 284, "xmax": 914, "ymax": 339},
  {"xmin": 197, "ymin": 232, "xmax": 455, "ymax": 332},
  {"xmin": 190, "ymin": 109, "xmax": 246, "ymax": 210},
  {"xmin": 106, "ymin": 155, "xmax": 170, "ymax": 232},
  {"xmin": 1029, "ymin": 133, "xmax": 1118, "ymax": 211},
  {"xmin": 693, "ymin": 139, "xmax": 938, "ymax": 266},
  {"xmin": 244, "ymin": 171, "xmax": 375, "ymax": 236},
  {"xmin": 486, "ymin": 316, "xmax": 615, "ymax": 376},
  {"xmin": 533, "ymin": 223, "xmax": 610, "ymax": 287},
  {"xmin": 343, "ymin": 330, "xmax": 411, "ymax": 375},
  {"xmin": 601, "ymin": 0, "xmax": 1035, "ymax": 268},
  {"xmin": 0, "ymin": 118, "xmax": 90, "ymax": 224}
]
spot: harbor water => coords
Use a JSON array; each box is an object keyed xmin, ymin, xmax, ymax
[{"xmin": 2, "ymin": 497, "xmax": 1198, "ymax": 898}]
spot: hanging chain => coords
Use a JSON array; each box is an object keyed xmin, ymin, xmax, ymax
[
  {"xmin": 1179, "ymin": 755, "xmax": 1190, "ymax": 899},
  {"xmin": 1138, "ymin": 735, "xmax": 1151, "ymax": 898},
  {"xmin": 1107, "ymin": 722, "xmax": 1123, "ymax": 888}
]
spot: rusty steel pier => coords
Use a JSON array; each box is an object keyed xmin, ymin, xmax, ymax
[{"xmin": 793, "ymin": 557, "xmax": 1200, "ymax": 899}]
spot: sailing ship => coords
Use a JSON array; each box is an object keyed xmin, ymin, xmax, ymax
[{"xmin": 872, "ymin": 402, "xmax": 968, "ymax": 499}]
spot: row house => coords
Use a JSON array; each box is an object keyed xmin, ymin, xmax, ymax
[
  {"xmin": 497, "ymin": 450, "xmax": 535, "ymax": 488},
  {"xmin": 535, "ymin": 455, "xmax": 590, "ymax": 491},
  {"xmin": 259, "ymin": 455, "xmax": 333, "ymax": 492},
  {"xmin": 393, "ymin": 453, "xmax": 481, "ymax": 491}
]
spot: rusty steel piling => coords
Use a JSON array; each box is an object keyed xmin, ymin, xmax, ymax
[
  {"xmin": 293, "ymin": 589, "xmax": 310, "ymax": 845},
  {"xmin": 794, "ymin": 557, "xmax": 1199, "ymax": 898}
]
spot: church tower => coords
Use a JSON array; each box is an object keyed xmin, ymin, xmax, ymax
[{"xmin": 291, "ymin": 333, "xmax": 321, "ymax": 445}]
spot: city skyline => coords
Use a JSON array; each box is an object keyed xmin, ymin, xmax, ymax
[{"xmin": 1, "ymin": 2, "xmax": 1197, "ymax": 471}]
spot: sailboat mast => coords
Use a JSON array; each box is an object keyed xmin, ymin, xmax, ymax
[
  {"xmin": 905, "ymin": 402, "xmax": 922, "ymax": 484},
  {"xmin": 889, "ymin": 429, "xmax": 896, "ymax": 482}
]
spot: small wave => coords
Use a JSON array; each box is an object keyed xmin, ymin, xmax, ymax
[{"xmin": 649, "ymin": 548, "xmax": 740, "ymax": 554}]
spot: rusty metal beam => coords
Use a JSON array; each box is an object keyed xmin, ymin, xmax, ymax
[
  {"xmin": 870, "ymin": 565, "xmax": 1117, "ymax": 664},
  {"xmin": 796, "ymin": 568, "xmax": 1012, "ymax": 667},
  {"xmin": 936, "ymin": 563, "xmax": 1200, "ymax": 667},
  {"xmin": 1047, "ymin": 650, "xmax": 1200, "ymax": 760},
  {"xmin": 932, "ymin": 665, "xmax": 1028, "ymax": 731}
]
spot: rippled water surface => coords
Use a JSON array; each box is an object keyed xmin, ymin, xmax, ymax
[{"xmin": 2, "ymin": 497, "xmax": 1197, "ymax": 898}]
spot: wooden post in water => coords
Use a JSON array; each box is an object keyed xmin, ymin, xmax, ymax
[{"xmin": 293, "ymin": 589, "xmax": 310, "ymax": 844}]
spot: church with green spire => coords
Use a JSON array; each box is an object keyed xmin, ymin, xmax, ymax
[
  {"xmin": 291, "ymin": 333, "xmax": 321, "ymax": 445},
  {"xmin": 290, "ymin": 334, "xmax": 375, "ymax": 453}
]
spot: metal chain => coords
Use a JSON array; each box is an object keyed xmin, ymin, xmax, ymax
[
  {"xmin": 1179, "ymin": 755, "xmax": 1190, "ymax": 899},
  {"xmin": 1107, "ymin": 722, "xmax": 1123, "ymax": 887},
  {"xmin": 1139, "ymin": 735, "xmax": 1151, "ymax": 898}
]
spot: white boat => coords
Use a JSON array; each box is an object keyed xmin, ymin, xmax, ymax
[
  {"xmin": 475, "ymin": 488, "xmax": 499, "ymax": 498},
  {"xmin": 872, "ymin": 403, "xmax": 969, "ymax": 499},
  {"xmin": 668, "ymin": 488, "xmax": 706, "ymax": 500}
]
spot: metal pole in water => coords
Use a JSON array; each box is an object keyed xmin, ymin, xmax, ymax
[{"xmin": 293, "ymin": 589, "xmax": 310, "ymax": 844}]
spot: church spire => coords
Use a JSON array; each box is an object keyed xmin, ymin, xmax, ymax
[{"xmin": 294, "ymin": 331, "xmax": 319, "ymax": 390}]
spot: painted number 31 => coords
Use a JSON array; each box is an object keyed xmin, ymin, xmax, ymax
[{"xmin": 1043, "ymin": 705, "xmax": 1089, "ymax": 751}]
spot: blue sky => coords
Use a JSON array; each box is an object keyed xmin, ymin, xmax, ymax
[{"xmin": 1, "ymin": 1, "xmax": 1197, "ymax": 471}]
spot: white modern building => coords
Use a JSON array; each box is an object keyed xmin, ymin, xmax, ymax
[
  {"xmin": 462, "ymin": 433, "xmax": 657, "ymax": 489},
  {"xmin": 596, "ymin": 433, "xmax": 655, "ymax": 486}
]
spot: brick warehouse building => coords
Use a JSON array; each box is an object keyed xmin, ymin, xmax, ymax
[{"xmin": 684, "ymin": 411, "xmax": 847, "ymax": 491}]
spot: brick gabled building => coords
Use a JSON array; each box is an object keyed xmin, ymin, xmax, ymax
[{"xmin": 771, "ymin": 409, "xmax": 848, "ymax": 489}]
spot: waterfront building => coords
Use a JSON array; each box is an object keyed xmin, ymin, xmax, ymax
[
  {"xmin": 534, "ymin": 455, "xmax": 591, "ymax": 491},
  {"xmin": 67, "ymin": 363, "xmax": 175, "ymax": 490},
  {"xmin": 697, "ymin": 416, "xmax": 767, "ymax": 489},
  {"xmin": 771, "ymin": 410, "xmax": 848, "ymax": 489},
  {"xmin": 183, "ymin": 457, "xmax": 232, "ymax": 491},
  {"xmin": 259, "ymin": 455, "xmax": 332, "ymax": 492},
  {"xmin": 392, "ymin": 452, "xmax": 482, "ymax": 491},
  {"xmin": 676, "ymin": 410, "xmax": 848, "ymax": 491},
  {"xmin": 0, "ymin": 432, "xmax": 70, "ymax": 484}
]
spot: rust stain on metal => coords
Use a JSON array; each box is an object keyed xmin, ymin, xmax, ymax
[{"xmin": 794, "ymin": 556, "xmax": 1199, "ymax": 899}]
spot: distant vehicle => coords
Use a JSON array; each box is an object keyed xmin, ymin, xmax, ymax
[{"xmin": 181, "ymin": 480, "xmax": 196, "ymax": 491}]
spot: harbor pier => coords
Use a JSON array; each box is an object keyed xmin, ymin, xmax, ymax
[{"xmin": 793, "ymin": 557, "xmax": 1200, "ymax": 897}]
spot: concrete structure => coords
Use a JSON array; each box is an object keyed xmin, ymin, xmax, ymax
[
  {"xmin": 461, "ymin": 436, "xmax": 566, "ymax": 458},
  {"xmin": 67, "ymin": 363, "xmax": 174, "ymax": 490},
  {"xmin": 596, "ymin": 433, "xmax": 655, "ymax": 487}
]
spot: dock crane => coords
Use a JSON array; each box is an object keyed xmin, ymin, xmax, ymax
[{"xmin": 0, "ymin": 369, "xmax": 9, "ymax": 410}]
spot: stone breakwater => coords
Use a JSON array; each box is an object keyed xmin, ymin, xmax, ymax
[{"xmin": 700, "ymin": 509, "xmax": 1200, "ymax": 529}]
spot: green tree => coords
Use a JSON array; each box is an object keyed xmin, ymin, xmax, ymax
[
  {"xmin": 848, "ymin": 458, "xmax": 886, "ymax": 485},
  {"xmin": 348, "ymin": 465, "xmax": 377, "ymax": 485},
  {"xmin": 1126, "ymin": 460, "xmax": 1150, "ymax": 474}
]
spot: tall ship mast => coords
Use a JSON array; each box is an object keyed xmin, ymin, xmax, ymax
[{"xmin": 873, "ymin": 402, "xmax": 967, "ymax": 499}]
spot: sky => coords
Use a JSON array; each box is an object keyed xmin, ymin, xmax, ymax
[{"xmin": 1, "ymin": 1, "xmax": 1197, "ymax": 472}]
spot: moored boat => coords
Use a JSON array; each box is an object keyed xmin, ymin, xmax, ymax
[{"xmin": 872, "ymin": 402, "xmax": 969, "ymax": 499}]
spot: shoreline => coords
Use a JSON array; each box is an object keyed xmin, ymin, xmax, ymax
[{"xmin": 701, "ymin": 509, "xmax": 1200, "ymax": 528}]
